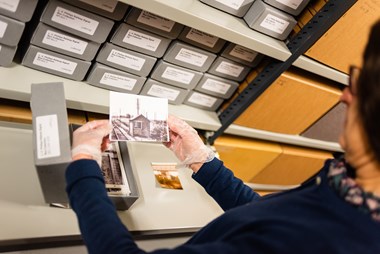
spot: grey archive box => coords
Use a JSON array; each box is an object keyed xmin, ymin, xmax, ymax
[
  {"xmin": 221, "ymin": 42, "xmax": 263, "ymax": 67},
  {"xmin": 244, "ymin": 0, "xmax": 297, "ymax": 40},
  {"xmin": 140, "ymin": 78, "xmax": 189, "ymax": 105},
  {"xmin": 0, "ymin": 14, "xmax": 25, "ymax": 46},
  {"xmin": 208, "ymin": 56, "xmax": 251, "ymax": 82},
  {"xmin": 163, "ymin": 41, "xmax": 217, "ymax": 72},
  {"xmin": 0, "ymin": 43, "xmax": 17, "ymax": 66},
  {"xmin": 199, "ymin": 0, "xmax": 254, "ymax": 17},
  {"xmin": 69, "ymin": 124, "xmax": 140, "ymax": 211},
  {"xmin": 40, "ymin": 0, "xmax": 114, "ymax": 43},
  {"xmin": 125, "ymin": 8, "xmax": 184, "ymax": 39},
  {"xmin": 60, "ymin": 0, "xmax": 129, "ymax": 20},
  {"xmin": 22, "ymin": 45, "xmax": 91, "ymax": 81},
  {"xmin": 184, "ymin": 91, "xmax": 224, "ymax": 111},
  {"xmin": 195, "ymin": 73, "xmax": 239, "ymax": 99},
  {"xmin": 263, "ymin": 0, "xmax": 311, "ymax": 16},
  {"xmin": 30, "ymin": 82, "xmax": 72, "ymax": 204},
  {"xmin": 96, "ymin": 42, "xmax": 157, "ymax": 77},
  {"xmin": 178, "ymin": 26, "xmax": 226, "ymax": 53},
  {"xmin": 111, "ymin": 23, "xmax": 171, "ymax": 58},
  {"xmin": 87, "ymin": 63, "xmax": 146, "ymax": 94},
  {"xmin": 150, "ymin": 60, "xmax": 203, "ymax": 90},
  {"xmin": 31, "ymin": 22, "xmax": 101, "ymax": 61},
  {"xmin": 0, "ymin": 0, "xmax": 38, "ymax": 22}
]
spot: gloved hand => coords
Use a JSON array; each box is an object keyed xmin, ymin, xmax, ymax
[
  {"xmin": 71, "ymin": 120, "xmax": 112, "ymax": 167},
  {"xmin": 164, "ymin": 115, "xmax": 214, "ymax": 172}
]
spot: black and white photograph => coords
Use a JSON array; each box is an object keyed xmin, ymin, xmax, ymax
[
  {"xmin": 109, "ymin": 92, "xmax": 169, "ymax": 142},
  {"xmin": 101, "ymin": 142, "xmax": 131, "ymax": 196}
]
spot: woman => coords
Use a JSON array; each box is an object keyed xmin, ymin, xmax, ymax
[{"xmin": 67, "ymin": 21, "xmax": 380, "ymax": 253}]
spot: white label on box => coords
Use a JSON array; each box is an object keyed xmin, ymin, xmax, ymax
[
  {"xmin": 161, "ymin": 66, "xmax": 194, "ymax": 85},
  {"xmin": 229, "ymin": 45, "xmax": 258, "ymax": 62},
  {"xmin": 0, "ymin": 0, "xmax": 20, "ymax": 12},
  {"xmin": 275, "ymin": 0, "xmax": 303, "ymax": 10},
  {"xmin": 52, "ymin": 6, "xmax": 99, "ymax": 36},
  {"xmin": 107, "ymin": 49, "xmax": 145, "ymax": 71},
  {"xmin": 175, "ymin": 48, "xmax": 208, "ymax": 67},
  {"xmin": 0, "ymin": 20, "xmax": 7, "ymax": 38},
  {"xmin": 79, "ymin": 0, "xmax": 118, "ymax": 12},
  {"xmin": 260, "ymin": 14, "xmax": 289, "ymax": 35},
  {"xmin": 42, "ymin": 30, "xmax": 88, "ymax": 55},
  {"xmin": 33, "ymin": 52, "xmax": 77, "ymax": 75},
  {"xmin": 215, "ymin": 61, "xmax": 244, "ymax": 77},
  {"xmin": 123, "ymin": 29, "xmax": 161, "ymax": 52},
  {"xmin": 215, "ymin": 0, "xmax": 245, "ymax": 10},
  {"xmin": 36, "ymin": 114, "xmax": 61, "ymax": 159},
  {"xmin": 137, "ymin": 11, "xmax": 175, "ymax": 32},
  {"xmin": 186, "ymin": 28, "xmax": 218, "ymax": 48},
  {"xmin": 100, "ymin": 72, "xmax": 137, "ymax": 91},
  {"xmin": 202, "ymin": 79, "xmax": 231, "ymax": 95},
  {"xmin": 188, "ymin": 92, "xmax": 216, "ymax": 107},
  {"xmin": 147, "ymin": 84, "xmax": 180, "ymax": 101}
]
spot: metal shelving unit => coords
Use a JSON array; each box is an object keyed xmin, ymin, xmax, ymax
[{"xmin": 0, "ymin": 0, "xmax": 356, "ymax": 152}]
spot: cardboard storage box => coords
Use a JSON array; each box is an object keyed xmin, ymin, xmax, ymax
[
  {"xmin": 263, "ymin": 0, "xmax": 311, "ymax": 16},
  {"xmin": 150, "ymin": 60, "xmax": 203, "ymax": 90},
  {"xmin": 244, "ymin": 0, "xmax": 297, "ymax": 40},
  {"xmin": 30, "ymin": 82, "xmax": 139, "ymax": 210},
  {"xmin": 40, "ymin": 0, "xmax": 114, "ymax": 43},
  {"xmin": 305, "ymin": 0, "xmax": 380, "ymax": 74},
  {"xmin": 0, "ymin": 14, "xmax": 25, "ymax": 46},
  {"xmin": 31, "ymin": 22, "xmax": 101, "ymax": 61},
  {"xmin": 233, "ymin": 67, "xmax": 342, "ymax": 134},
  {"xmin": 96, "ymin": 42, "xmax": 157, "ymax": 77},
  {"xmin": 199, "ymin": 0, "xmax": 255, "ymax": 17},
  {"xmin": 183, "ymin": 90, "xmax": 224, "ymax": 111},
  {"xmin": 214, "ymin": 134, "xmax": 282, "ymax": 182},
  {"xmin": 125, "ymin": 8, "xmax": 184, "ymax": 39},
  {"xmin": 251, "ymin": 144, "xmax": 332, "ymax": 185},
  {"xmin": 87, "ymin": 63, "xmax": 146, "ymax": 94},
  {"xmin": 60, "ymin": 0, "xmax": 129, "ymax": 20},
  {"xmin": 221, "ymin": 42, "xmax": 263, "ymax": 67},
  {"xmin": 111, "ymin": 23, "xmax": 171, "ymax": 58},
  {"xmin": 30, "ymin": 82, "xmax": 72, "ymax": 204},
  {"xmin": 301, "ymin": 102, "xmax": 346, "ymax": 143},
  {"xmin": 0, "ymin": 43, "xmax": 17, "ymax": 66},
  {"xmin": 207, "ymin": 56, "xmax": 251, "ymax": 82},
  {"xmin": 22, "ymin": 45, "xmax": 91, "ymax": 81},
  {"xmin": 140, "ymin": 78, "xmax": 189, "ymax": 105},
  {"xmin": 195, "ymin": 73, "xmax": 239, "ymax": 99},
  {"xmin": 163, "ymin": 41, "xmax": 217, "ymax": 72},
  {"xmin": 0, "ymin": 0, "xmax": 38, "ymax": 22},
  {"xmin": 178, "ymin": 26, "xmax": 226, "ymax": 53}
]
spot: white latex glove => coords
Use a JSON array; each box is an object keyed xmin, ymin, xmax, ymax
[
  {"xmin": 71, "ymin": 120, "xmax": 112, "ymax": 167},
  {"xmin": 164, "ymin": 115, "xmax": 214, "ymax": 172}
]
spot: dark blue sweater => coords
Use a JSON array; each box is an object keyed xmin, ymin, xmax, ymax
[{"xmin": 66, "ymin": 158, "xmax": 380, "ymax": 254}]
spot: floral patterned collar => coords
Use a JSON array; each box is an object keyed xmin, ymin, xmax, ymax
[{"xmin": 328, "ymin": 157, "xmax": 380, "ymax": 222}]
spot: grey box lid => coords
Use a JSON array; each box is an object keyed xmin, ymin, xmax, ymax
[
  {"xmin": 0, "ymin": 14, "xmax": 25, "ymax": 46},
  {"xmin": 0, "ymin": 0, "xmax": 38, "ymax": 22},
  {"xmin": 183, "ymin": 90, "xmax": 224, "ymax": 111},
  {"xmin": 199, "ymin": 0, "xmax": 255, "ymax": 17},
  {"xmin": 150, "ymin": 60, "xmax": 203, "ymax": 90},
  {"xmin": 86, "ymin": 63, "xmax": 146, "ymax": 94},
  {"xmin": 0, "ymin": 43, "xmax": 17, "ymax": 67},
  {"xmin": 40, "ymin": 0, "xmax": 114, "ymax": 43},
  {"xmin": 178, "ymin": 26, "xmax": 226, "ymax": 53},
  {"xmin": 31, "ymin": 22, "xmax": 101, "ymax": 61},
  {"xmin": 110, "ymin": 23, "xmax": 171, "ymax": 58},
  {"xmin": 140, "ymin": 78, "xmax": 189, "ymax": 105},
  {"xmin": 125, "ymin": 7, "xmax": 184, "ymax": 39},
  {"xmin": 96, "ymin": 42, "xmax": 157, "ymax": 77},
  {"xmin": 207, "ymin": 56, "xmax": 251, "ymax": 82},
  {"xmin": 221, "ymin": 42, "xmax": 263, "ymax": 67},
  {"xmin": 263, "ymin": 0, "xmax": 311, "ymax": 16},
  {"xmin": 195, "ymin": 73, "xmax": 239, "ymax": 99}
]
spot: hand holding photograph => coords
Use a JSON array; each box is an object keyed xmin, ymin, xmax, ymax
[{"xmin": 109, "ymin": 91, "xmax": 169, "ymax": 142}]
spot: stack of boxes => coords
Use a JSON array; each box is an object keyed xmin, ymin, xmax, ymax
[
  {"xmin": 199, "ymin": 0, "xmax": 311, "ymax": 41},
  {"xmin": 22, "ymin": 0, "xmax": 128, "ymax": 81},
  {"xmin": 0, "ymin": 0, "xmax": 38, "ymax": 66}
]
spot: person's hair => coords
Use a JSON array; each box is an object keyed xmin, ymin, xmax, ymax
[{"xmin": 357, "ymin": 20, "xmax": 380, "ymax": 163}]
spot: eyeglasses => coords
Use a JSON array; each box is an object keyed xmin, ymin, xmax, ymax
[{"xmin": 348, "ymin": 65, "xmax": 360, "ymax": 96}]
